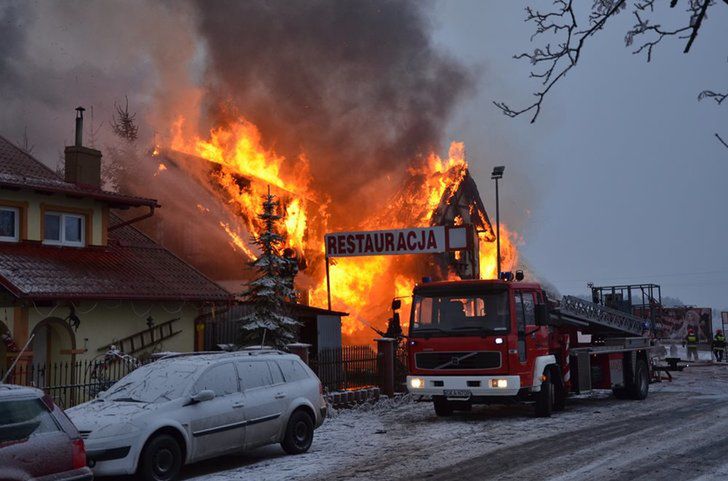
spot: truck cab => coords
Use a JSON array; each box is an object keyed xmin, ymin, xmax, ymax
[{"xmin": 406, "ymin": 279, "xmax": 562, "ymax": 416}]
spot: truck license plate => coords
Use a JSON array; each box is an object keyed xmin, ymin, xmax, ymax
[{"xmin": 444, "ymin": 389, "xmax": 471, "ymax": 398}]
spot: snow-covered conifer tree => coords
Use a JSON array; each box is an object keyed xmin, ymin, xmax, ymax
[{"xmin": 239, "ymin": 188, "xmax": 300, "ymax": 348}]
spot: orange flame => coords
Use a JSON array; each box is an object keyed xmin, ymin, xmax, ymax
[{"xmin": 168, "ymin": 116, "xmax": 519, "ymax": 342}]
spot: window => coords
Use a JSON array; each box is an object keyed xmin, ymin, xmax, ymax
[
  {"xmin": 0, "ymin": 207, "xmax": 19, "ymax": 242},
  {"xmin": 277, "ymin": 359, "xmax": 310, "ymax": 382},
  {"xmin": 192, "ymin": 363, "xmax": 238, "ymax": 396},
  {"xmin": 410, "ymin": 291, "xmax": 510, "ymax": 336},
  {"xmin": 515, "ymin": 292, "xmax": 527, "ymax": 363},
  {"xmin": 43, "ymin": 212, "xmax": 85, "ymax": 246},
  {"xmin": 268, "ymin": 361, "xmax": 285, "ymax": 385},
  {"xmin": 522, "ymin": 292, "xmax": 536, "ymax": 325},
  {"xmin": 237, "ymin": 361, "xmax": 274, "ymax": 390},
  {"xmin": 0, "ymin": 398, "xmax": 60, "ymax": 443}
]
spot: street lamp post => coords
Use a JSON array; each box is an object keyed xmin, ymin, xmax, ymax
[{"xmin": 491, "ymin": 166, "xmax": 505, "ymax": 279}]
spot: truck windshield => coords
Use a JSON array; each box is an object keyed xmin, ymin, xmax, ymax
[{"xmin": 410, "ymin": 291, "xmax": 509, "ymax": 336}]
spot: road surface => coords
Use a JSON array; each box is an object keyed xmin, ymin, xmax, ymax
[{"xmin": 179, "ymin": 363, "xmax": 728, "ymax": 481}]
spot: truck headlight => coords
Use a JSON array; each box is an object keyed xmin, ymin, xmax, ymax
[
  {"xmin": 409, "ymin": 378, "xmax": 424, "ymax": 389},
  {"xmin": 490, "ymin": 379, "xmax": 508, "ymax": 388}
]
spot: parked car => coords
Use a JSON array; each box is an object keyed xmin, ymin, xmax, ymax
[
  {"xmin": 67, "ymin": 350, "xmax": 327, "ymax": 481},
  {"xmin": 0, "ymin": 384, "xmax": 93, "ymax": 481}
]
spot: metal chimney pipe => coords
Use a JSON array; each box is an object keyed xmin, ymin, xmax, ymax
[{"xmin": 74, "ymin": 107, "xmax": 85, "ymax": 147}]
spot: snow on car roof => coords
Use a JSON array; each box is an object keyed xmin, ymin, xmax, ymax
[
  {"xmin": 0, "ymin": 384, "xmax": 44, "ymax": 398},
  {"xmin": 157, "ymin": 349, "xmax": 299, "ymax": 364}
]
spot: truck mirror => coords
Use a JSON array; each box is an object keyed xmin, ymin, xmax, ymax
[
  {"xmin": 391, "ymin": 299, "xmax": 402, "ymax": 311},
  {"xmin": 535, "ymin": 303, "xmax": 549, "ymax": 326}
]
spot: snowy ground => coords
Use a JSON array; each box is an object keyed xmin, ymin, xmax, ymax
[{"xmin": 168, "ymin": 360, "xmax": 728, "ymax": 481}]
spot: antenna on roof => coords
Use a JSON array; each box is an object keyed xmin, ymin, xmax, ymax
[{"xmin": 75, "ymin": 107, "xmax": 85, "ymax": 147}]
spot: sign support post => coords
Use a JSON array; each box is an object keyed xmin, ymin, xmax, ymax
[{"xmin": 325, "ymin": 255, "xmax": 332, "ymax": 311}]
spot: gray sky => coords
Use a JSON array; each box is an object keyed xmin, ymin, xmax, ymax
[
  {"xmin": 433, "ymin": 1, "xmax": 728, "ymax": 311},
  {"xmin": 1, "ymin": 1, "xmax": 726, "ymax": 313}
]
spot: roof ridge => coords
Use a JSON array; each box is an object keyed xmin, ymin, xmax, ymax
[{"xmin": 0, "ymin": 132, "xmax": 64, "ymax": 181}]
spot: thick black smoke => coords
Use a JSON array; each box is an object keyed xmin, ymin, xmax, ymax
[{"xmin": 193, "ymin": 0, "xmax": 473, "ymax": 225}]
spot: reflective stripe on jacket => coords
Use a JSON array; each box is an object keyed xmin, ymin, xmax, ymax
[{"xmin": 686, "ymin": 334, "xmax": 699, "ymax": 345}]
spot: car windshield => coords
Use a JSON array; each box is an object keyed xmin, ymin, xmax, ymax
[
  {"xmin": 410, "ymin": 290, "xmax": 510, "ymax": 336},
  {"xmin": 102, "ymin": 362, "xmax": 201, "ymax": 403}
]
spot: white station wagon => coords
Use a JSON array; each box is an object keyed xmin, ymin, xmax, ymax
[{"xmin": 67, "ymin": 350, "xmax": 327, "ymax": 481}]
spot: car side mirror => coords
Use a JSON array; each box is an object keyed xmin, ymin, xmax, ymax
[
  {"xmin": 535, "ymin": 303, "xmax": 549, "ymax": 326},
  {"xmin": 191, "ymin": 389, "xmax": 215, "ymax": 403},
  {"xmin": 392, "ymin": 299, "xmax": 402, "ymax": 311}
]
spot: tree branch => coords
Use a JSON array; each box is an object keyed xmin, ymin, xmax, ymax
[
  {"xmin": 494, "ymin": 0, "xmax": 627, "ymax": 123},
  {"xmin": 698, "ymin": 89, "xmax": 727, "ymax": 105},
  {"xmin": 715, "ymin": 133, "xmax": 728, "ymax": 149},
  {"xmin": 499, "ymin": 0, "xmax": 722, "ymax": 121},
  {"xmin": 683, "ymin": 0, "xmax": 711, "ymax": 53}
]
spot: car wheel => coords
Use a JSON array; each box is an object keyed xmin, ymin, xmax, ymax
[
  {"xmin": 139, "ymin": 434, "xmax": 183, "ymax": 481},
  {"xmin": 281, "ymin": 410, "xmax": 314, "ymax": 455}
]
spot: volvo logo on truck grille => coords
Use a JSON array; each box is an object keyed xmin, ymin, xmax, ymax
[{"xmin": 415, "ymin": 351, "xmax": 501, "ymax": 370}]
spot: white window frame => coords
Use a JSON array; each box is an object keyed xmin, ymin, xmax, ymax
[
  {"xmin": 0, "ymin": 207, "xmax": 19, "ymax": 242},
  {"xmin": 43, "ymin": 212, "xmax": 85, "ymax": 247}
]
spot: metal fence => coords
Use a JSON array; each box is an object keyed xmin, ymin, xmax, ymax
[
  {"xmin": 311, "ymin": 345, "xmax": 379, "ymax": 392},
  {"xmin": 1, "ymin": 344, "xmax": 400, "ymax": 408},
  {"xmin": 0, "ymin": 359, "xmax": 140, "ymax": 409}
]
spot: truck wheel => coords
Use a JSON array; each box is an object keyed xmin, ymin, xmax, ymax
[
  {"xmin": 553, "ymin": 372, "xmax": 566, "ymax": 412},
  {"xmin": 138, "ymin": 434, "xmax": 183, "ymax": 481},
  {"xmin": 433, "ymin": 396, "xmax": 453, "ymax": 417},
  {"xmin": 628, "ymin": 360, "xmax": 649, "ymax": 400},
  {"xmin": 534, "ymin": 372, "xmax": 554, "ymax": 417},
  {"xmin": 612, "ymin": 387, "xmax": 630, "ymax": 399}
]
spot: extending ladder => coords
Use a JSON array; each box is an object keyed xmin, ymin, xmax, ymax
[{"xmin": 553, "ymin": 296, "xmax": 645, "ymax": 336}]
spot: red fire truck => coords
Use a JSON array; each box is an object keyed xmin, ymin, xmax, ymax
[{"xmin": 405, "ymin": 277, "xmax": 652, "ymax": 417}]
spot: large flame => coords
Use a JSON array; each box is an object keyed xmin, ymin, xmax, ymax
[{"xmin": 169, "ymin": 116, "xmax": 519, "ymax": 342}]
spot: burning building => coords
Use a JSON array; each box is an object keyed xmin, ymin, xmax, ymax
[
  {"xmin": 24, "ymin": 1, "xmax": 522, "ymax": 345},
  {"xmin": 116, "ymin": 121, "xmax": 519, "ymax": 345}
]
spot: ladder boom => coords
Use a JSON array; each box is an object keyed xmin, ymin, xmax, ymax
[{"xmin": 553, "ymin": 295, "xmax": 645, "ymax": 336}]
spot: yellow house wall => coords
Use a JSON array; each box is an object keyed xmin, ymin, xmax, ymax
[
  {"xmin": 0, "ymin": 188, "xmax": 106, "ymax": 246},
  {"xmin": 3, "ymin": 301, "xmax": 199, "ymax": 365}
]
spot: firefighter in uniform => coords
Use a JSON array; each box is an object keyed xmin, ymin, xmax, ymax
[
  {"xmin": 712, "ymin": 329, "xmax": 726, "ymax": 362},
  {"xmin": 683, "ymin": 327, "xmax": 699, "ymax": 362}
]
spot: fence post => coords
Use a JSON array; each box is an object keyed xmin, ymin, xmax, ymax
[
  {"xmin": 287, "ymin": 343, "xmax": 311, "ymax": 366},
  {"xmin": 376, "ymin": 338, "xmax": 396, "ymax": 397}
]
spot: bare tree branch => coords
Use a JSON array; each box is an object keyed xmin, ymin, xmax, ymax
[
  {"xmin": 499, "ymin": 0, "xmax": 723, "ymax": 122},
  {"xmin": 683, "ymin": 0, "xmax": 711, "ymax": 53},
  {"xmin": 698, "ymin": 89, "xmax": 727, "ymax": 105},
  {"xmin": 20, "ymin": 126, "xmax": 34, "ymax": 154},
  {"xmin": 626, "ymin": 11, "xmax": 692, "ymax": 62},
  {"xmin": 494, "ymin": 0, "xmax": 628, "ymax": 123},
  {"xmin": 715, "ymin": 133, "xmax": 728, "ymax": 149}
]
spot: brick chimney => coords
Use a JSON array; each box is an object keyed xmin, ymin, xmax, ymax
[{"xmin": 64, "ymin": 107, "xmax": 102, "ymax": 187}]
